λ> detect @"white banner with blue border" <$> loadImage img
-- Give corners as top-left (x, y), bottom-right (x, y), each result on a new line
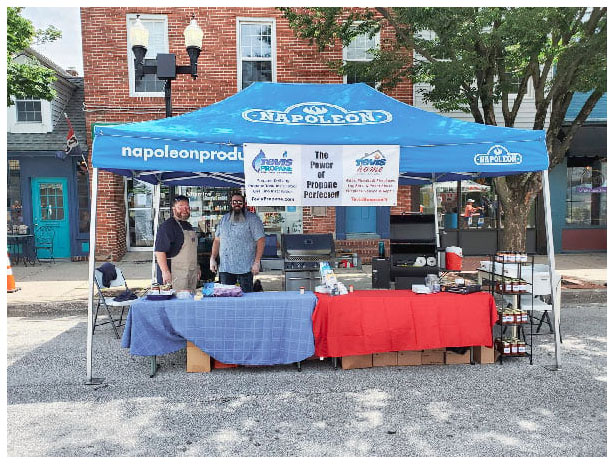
top-left (244, 143), bottom-right (400, 206)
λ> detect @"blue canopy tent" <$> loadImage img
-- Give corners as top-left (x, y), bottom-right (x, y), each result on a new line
top-left (86, 83), bottom-right (561, 382)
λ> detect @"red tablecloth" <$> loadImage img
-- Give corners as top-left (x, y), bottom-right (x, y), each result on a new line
top-left (312, 290), bottom-right (498, 357)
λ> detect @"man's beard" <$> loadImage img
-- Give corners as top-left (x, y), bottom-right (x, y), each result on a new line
top-left (231, 207), bottom-right (246, 223)
top-left (174, 210), bottom-right (190, 221)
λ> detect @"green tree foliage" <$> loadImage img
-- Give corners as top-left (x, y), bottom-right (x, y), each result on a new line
top-left (7, 7), bottom-right (61, 106)
top-left (282, 7), bottom-right (606, 250)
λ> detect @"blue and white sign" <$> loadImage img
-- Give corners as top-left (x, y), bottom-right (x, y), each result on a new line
top-left (474, 145), bottom-right (523, 166)
top-left (242, 102), bottom-right (392, 126)
top-left (244, 144), bottom-right (400, 206)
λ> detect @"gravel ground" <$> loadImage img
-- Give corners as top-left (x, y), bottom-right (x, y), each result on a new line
top-left (6, 293), bottom-right (606, 457)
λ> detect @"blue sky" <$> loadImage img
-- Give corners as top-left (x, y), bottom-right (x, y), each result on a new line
top-left (22, 7), bottom-right (84, 76)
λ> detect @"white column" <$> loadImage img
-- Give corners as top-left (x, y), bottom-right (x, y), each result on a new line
top-left (432, 177), bottom-right (440, 248)
top-left (151, 182), bottom-right (161, 283)
top-left (541, 169), bottom-right (562, 369)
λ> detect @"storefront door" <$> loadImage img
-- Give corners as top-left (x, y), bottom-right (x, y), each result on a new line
top-left (126, 179), bottom-right (155, 250)
top-left (31, 177), bottom-right (71, 258)
top-left (345, 206), bottom-right (377, 234)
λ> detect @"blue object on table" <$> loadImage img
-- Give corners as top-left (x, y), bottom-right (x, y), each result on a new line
top-left (444, 213), bottom-right (458, 229)
top-left (121, 291), bottom-right (317, 365)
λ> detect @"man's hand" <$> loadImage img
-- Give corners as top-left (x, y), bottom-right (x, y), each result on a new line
top-left (162, 269), bottom-right (172, 284)
top-left (210, 258), bottom-right (218, 273)
top-left (251, 261), bottom-right (260, 276)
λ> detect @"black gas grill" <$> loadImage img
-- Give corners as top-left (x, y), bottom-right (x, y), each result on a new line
top-left (281, 233), bottom-right (335, 291)
top-left (389, 214), bottom-right (439, 289)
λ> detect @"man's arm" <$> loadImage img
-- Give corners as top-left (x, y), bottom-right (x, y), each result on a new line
top-left (155, 251), bottom-right (172, 284)
top-left (210, 237), bottom-right (220, 273)
top-left (251, 236), bottom-right (266, 275)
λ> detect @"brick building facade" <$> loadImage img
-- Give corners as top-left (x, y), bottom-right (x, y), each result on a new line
top-left (81, 7), bottom-right (415, 262)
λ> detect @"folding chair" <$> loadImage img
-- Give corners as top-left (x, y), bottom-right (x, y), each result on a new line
top-left (93, 266), bottom-right (133, 339)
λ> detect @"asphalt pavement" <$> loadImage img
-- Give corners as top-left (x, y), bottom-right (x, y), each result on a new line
top-left (5, 252), bottom-right (608, 457)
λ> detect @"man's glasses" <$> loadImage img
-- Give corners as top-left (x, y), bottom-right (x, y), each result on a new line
top-left (231, 200), bottom-right (244, 205)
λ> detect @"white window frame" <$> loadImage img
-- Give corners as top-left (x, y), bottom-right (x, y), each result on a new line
top-left (125, 178), bottom-right (155, 251)
top-left (7, 97), bottom-right (52, 133)
top-left (236, 17), bottom-right (277, 92)
top-left (342, 27), bottom-right (380, 86)
top-left (126, 14), bottom-right (169, 98)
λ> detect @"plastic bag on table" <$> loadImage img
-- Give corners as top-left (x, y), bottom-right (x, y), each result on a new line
top-left (212, 283), bottom-right (243, 297)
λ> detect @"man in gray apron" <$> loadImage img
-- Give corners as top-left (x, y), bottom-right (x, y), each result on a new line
top-left (154, 195), bottom-right (200, 292)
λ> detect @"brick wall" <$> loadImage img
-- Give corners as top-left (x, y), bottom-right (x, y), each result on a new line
top-left (81, 7), bottom-right (413, 258)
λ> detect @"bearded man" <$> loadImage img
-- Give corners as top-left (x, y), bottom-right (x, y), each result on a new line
top-left (154, 195), bottom-right (200, 291)
top-left (210, 193), bottom-right (265, 292)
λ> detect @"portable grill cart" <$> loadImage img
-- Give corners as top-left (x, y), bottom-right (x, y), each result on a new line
top-left (388, 214), bottom-right (439, 289)
top-left (281, 233), bottom-right (335, 291)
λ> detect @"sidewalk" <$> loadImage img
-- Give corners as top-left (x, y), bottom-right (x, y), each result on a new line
top-left (7, 252), bottom-right (606, 307)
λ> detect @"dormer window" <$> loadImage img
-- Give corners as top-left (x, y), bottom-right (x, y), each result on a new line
top-left (16, 97), bottom-right (43, 122)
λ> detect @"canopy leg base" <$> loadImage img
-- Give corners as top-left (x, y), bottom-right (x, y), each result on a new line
top-left (84, 377), bottom-right (105, 385)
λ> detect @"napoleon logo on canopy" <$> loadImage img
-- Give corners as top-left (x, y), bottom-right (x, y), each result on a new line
top-left (252, 149), bottom-right (293, 173)
top-left (242, 102), bottom-right (392, 126)
top-left (474, 145), bottom-right (523, 166)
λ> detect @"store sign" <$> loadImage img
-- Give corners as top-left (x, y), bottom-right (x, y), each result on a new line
top-left (242, 102), bottom-right (392, 126)
top-left (474, 145), bottom-right (522, 166)
top-left (244, 144), bottom-right (400, 206)
top-left (576, 186), bottom-right (606, 193)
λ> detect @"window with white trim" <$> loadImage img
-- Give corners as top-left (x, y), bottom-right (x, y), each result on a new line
top-left (16, 97), bottom-right (42, 122)
top-left (126, 14), bottom-right (168, 96)
top-left (237, 18), bottom-right (276, 90)
top-left (343, 30), bottom-right (380, 87)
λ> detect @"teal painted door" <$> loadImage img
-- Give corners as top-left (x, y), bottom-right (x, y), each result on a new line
top-left (345, 207), bottom-right (377, 234)
top-left (31, 177), bottom-right (71, 258)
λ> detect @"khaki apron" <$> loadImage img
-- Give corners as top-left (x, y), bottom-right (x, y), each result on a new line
top-left (169, 220), bottom-right (198, 292)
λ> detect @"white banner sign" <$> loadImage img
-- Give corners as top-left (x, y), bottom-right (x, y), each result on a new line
top-left (244, 144), bottom-right (399, 206)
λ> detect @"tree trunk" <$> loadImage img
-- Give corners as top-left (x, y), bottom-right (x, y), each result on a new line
top-left (500, 200), bottom-right (531, 252)
top-left (494, 175), bottom-right (535, 253)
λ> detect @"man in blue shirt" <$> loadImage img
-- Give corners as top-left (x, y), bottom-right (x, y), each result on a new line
top-left (210, 193), bottom-right (265, 292)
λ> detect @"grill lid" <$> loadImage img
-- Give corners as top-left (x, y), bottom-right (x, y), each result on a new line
top-left (281, 233), bottom-right (335, 258)
top-left (390, 214), bottom-right (436, 242)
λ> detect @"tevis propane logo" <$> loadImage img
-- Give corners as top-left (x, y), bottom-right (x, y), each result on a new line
top-left (355, 150), bottom-right (386, 174)
top-left (474, 145), bottom-right (523, 166)
top-left (252, 149), bottom-right (293, 173)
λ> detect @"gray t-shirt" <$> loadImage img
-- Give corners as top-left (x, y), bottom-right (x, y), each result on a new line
top-left (215, 211), bottom-right (265, 274)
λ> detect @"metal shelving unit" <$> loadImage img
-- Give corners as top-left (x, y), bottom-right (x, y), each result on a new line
top-left (487, 252), bottom-right (535, 365)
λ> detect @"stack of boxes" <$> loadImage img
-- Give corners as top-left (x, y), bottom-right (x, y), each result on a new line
top-left (341, 346), bottom-right (495, 370)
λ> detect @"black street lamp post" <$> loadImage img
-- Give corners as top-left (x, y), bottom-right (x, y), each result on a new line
top-left (130, 14), bottom-right (203, 118)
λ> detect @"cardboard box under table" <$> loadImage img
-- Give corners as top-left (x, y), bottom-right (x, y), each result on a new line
top-left (312, 290), bottom-right (498, 360)
top-left (186, 341), bottom-right (211, 372)
top-left (121, 292), bottom-right (318, 374)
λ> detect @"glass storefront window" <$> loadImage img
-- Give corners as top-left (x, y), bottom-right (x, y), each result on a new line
top-left (255, 205), bottom-right (303, 245)
top-left (422, 179), bottom-right (499, 229)
top-left (76, 164), bottom-right (90, 234)
top-left (7, 160), bottom-right (22, 227)
top-left (175, 186), bottom-right (233, 235)
top-left (127, 179), bottom-right (155, 248)
top-left (566, 160), bottom-right (607, 226)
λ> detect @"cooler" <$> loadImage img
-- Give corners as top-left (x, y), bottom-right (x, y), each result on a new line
top-left (445, 246), bottom-right (463, 271)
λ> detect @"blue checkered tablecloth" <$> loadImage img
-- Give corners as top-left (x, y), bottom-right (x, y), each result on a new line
top-left (121, 291), bottom-right (317, 365)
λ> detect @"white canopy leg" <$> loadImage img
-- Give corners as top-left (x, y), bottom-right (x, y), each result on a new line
top-left (86, 167), bottom-right (104, 384)
top-left (541, 169), bottom-right (562, 370)
top-left (432, 177), bottom-right (441, 266)
top-left (151, 182), bottom-right (161, 284)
